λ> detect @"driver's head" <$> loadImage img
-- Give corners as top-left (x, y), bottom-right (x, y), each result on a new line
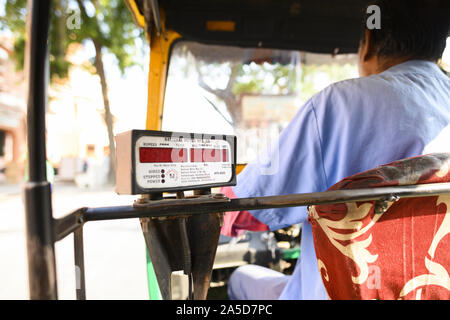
top-left (358, 0), bottom-right (449, 77)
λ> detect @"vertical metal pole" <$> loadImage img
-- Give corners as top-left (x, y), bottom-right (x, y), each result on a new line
top-left (24, 0), bottom-right (57, 300)
top-left (74, 228), bottom-right (86, 300)
top-left (178, 217), bottom-right (192, 300)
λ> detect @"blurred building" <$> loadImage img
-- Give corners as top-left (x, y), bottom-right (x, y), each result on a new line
top-left (0, 38), bottom-right (118, 186)
top-left (0, 36), bottom-right (26, 183)
top-left (46, 43), bottom-right (115, 185)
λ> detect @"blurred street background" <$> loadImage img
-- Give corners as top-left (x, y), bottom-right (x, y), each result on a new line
top-left (0, 0), bottom-right (150, 299)
top-left (0, 182), bottom-right (149, 299)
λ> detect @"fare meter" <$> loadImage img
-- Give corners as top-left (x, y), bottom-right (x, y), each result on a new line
top-left (115, 130), bottom-right (237, 194)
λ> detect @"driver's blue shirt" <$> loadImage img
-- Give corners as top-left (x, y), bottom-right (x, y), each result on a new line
top-left (232, 60), bottom-right (450, 300)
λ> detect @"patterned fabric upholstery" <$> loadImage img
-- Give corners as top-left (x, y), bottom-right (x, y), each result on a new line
top-left (309, 153), bottom-right (450, 300)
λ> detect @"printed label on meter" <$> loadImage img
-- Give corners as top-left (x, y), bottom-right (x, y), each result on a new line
top-left (135, 135), bottom-right (233, 189)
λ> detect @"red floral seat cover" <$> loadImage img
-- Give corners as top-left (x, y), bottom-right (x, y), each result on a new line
top-left (309, 153), bottom-right (450, 300)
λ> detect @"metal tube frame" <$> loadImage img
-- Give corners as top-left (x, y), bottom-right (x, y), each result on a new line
top-left (54, 182), bottom-right (450, 236)
top-left (24, 0), bottom-right (57, 300)
top-left (74, 228), bottom-right (86, 300)
top-left (49, 182), bottom-right (450, 299)
top-left (24, 0), bottom-right (450, 301)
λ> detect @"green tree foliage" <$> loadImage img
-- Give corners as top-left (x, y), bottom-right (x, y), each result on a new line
top-left (1, 0), bottom-right (145, 182)
top-left (195, 57), bottom-right (356, 125)
top-left (1, 0), bottom-right (27, 71)
top-left (70, 0), bottom-right (143, 73)
top-left (1, 0), bottom-right (71, 77)
top-left (1, 0), bottom-right (143, 77)
top-left (196, 60), bottom-right (301, 124)
top-left (232, 62), bottom-right (300, 96)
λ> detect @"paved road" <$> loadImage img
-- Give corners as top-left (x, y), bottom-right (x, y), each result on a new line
top-left (0, 182), bottom-right (149, 300)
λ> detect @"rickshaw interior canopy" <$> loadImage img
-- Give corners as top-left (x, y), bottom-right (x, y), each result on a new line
top-left (133, 0), bottom-right (374, 54)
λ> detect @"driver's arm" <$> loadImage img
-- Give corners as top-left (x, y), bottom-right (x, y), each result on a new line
top-left (220, 97), bottom-right (329, 236)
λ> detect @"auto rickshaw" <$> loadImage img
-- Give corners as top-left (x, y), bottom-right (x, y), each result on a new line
top-left (24, 0), bottom-right (450, 300)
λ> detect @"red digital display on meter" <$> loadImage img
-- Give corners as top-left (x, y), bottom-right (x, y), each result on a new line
top-left (139, 147), bottom-right (188, 163)
top-left (115, 130), bottom-right (236, 194)
top-left (190, 148), bottom-right (229, 162)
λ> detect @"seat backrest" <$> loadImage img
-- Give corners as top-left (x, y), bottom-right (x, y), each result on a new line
top-left (308, 153), bottom-right (450, 300)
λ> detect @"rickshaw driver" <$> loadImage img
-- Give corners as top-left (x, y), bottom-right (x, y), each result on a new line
top-left (222, 0), bottom-right (450, 300)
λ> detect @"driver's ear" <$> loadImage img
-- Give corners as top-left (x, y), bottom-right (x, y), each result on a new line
top-left (361, 29), bottom-right (376, 61)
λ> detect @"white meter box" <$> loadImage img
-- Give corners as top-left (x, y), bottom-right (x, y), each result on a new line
top-left (115, 130), bottom-right (237, 194)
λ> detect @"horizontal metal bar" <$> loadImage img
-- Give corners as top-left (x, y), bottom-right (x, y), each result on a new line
top-left (53, 208), bottom-right (86, 242)
top-left (53, 182), bottom-right (450, 241)
top-left (82, 182), bottom-right (450, 222)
